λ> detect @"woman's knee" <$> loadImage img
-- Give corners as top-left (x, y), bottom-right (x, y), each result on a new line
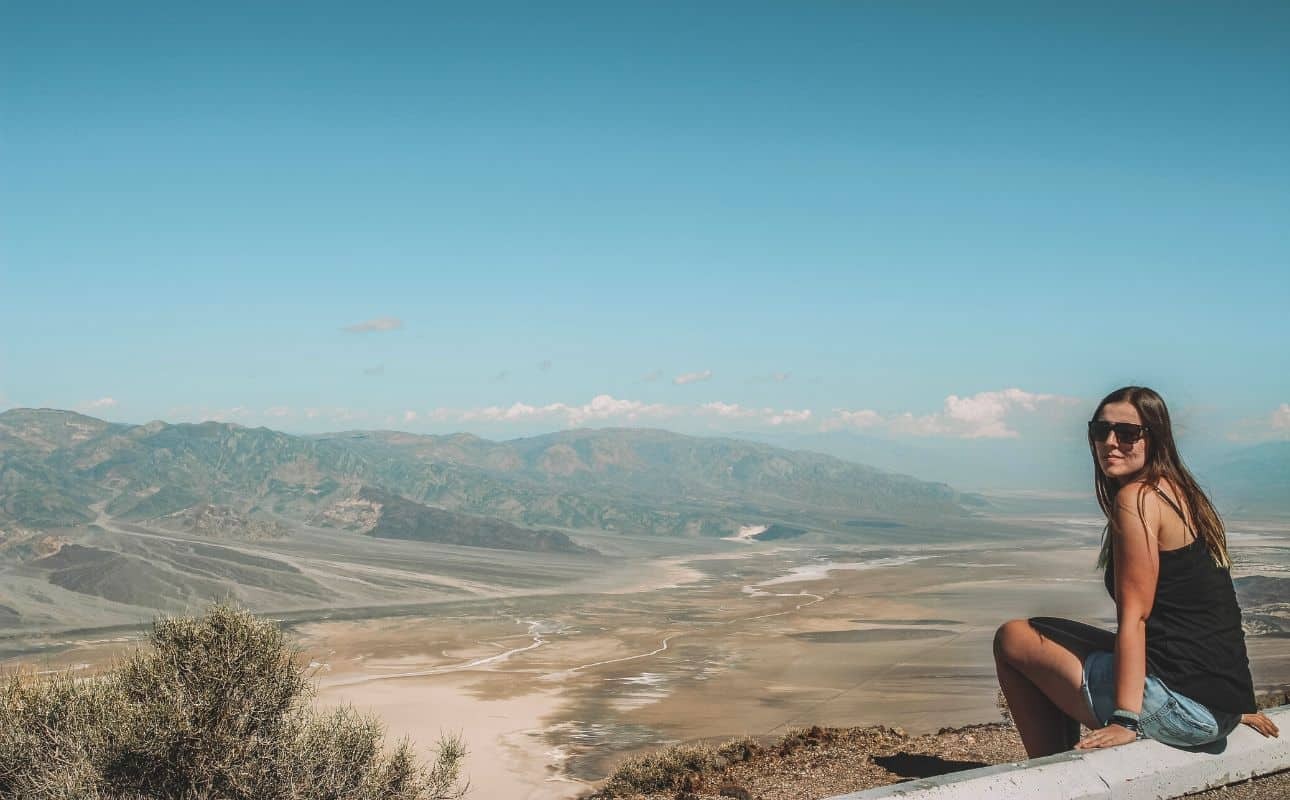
top-left (994, 618), bottom-right (1037, 663)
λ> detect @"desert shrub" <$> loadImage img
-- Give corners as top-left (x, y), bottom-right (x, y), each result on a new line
top-left (714, 735), bottom-right (760, 762)
top-left (598, 733), bottom-right (767, 798)
top-left (0, 604), bottom-right (465, 800)
top-left (0, 669), bottom-right (128, 799)
top-left (599, 742), bottom-right (718, 797)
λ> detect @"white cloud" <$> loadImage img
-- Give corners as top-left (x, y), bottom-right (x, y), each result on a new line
top-left (403, 410), bottom-right (418, 422)
top-left (454, 402), bottom-right (538, 423)
top-left (301, 407), bottom-right (368, 424)
top-left (886, 388), bottom-right (1072, 439)
top-left (750, 372), bottom-right (791, 383)
top-left (674, 369), bottom-right (713, 386)
top-left (697, 402), bottom-right (813, 426)
top-left (342, 316), bottom-right (403, 333)
top-left (446, 394), bottom-right (675, 427)
top-left (208, 407), bottom-right (250, 422)
top-left (1272, 403), bottom-right (1290, 431)
top-left (573, 395), bottom-right (672, 425)
top-left (941, 388), bottom-right (1059, 438)
top-left (1227, 403), bottom-right (1290, 442)
top-left (700, 401), bottom-right (760, 419)
top-left (821, 409), bottom-right (883, 431)
top-left (888, 412), bottom-right (947, 437)
top-left (82, 397), bottom-right (117, 410)
top-left (768, 409), bottom-right (812, 426)
top-left (432, 396), bottom-right (816, 430)
top-left (821, 388), bottom-right (1077, 439)
top-left (163, 405), bottom-right (254, 425)
top-left (264, 406), bottom-right (292, 418)
top-left (418, 388), bottom-right (1073, 438)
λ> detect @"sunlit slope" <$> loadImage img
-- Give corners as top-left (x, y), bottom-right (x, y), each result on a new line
top-left (1, 409), bottom-right (979, 538)
top-left (0, 408), bottom-right (990, 634)
top-left (331, 427), bottom-right (983, 533)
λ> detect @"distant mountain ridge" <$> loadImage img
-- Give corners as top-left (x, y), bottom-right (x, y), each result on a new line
top-left (332, 426), bottom-right (978, 520)
top-left (1204, 441), bottom-right (1290, 517)
top-left (0, 409), bottom-right (978, 546)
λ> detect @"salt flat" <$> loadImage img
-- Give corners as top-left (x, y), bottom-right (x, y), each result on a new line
top-left (296, 529), bottom-right (1290, 798)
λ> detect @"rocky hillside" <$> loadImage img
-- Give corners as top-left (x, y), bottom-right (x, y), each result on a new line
top-left (327, 426), bottom-right (982, 534)
top-left (0, 409), bottom-right (981, 543)
top-left (328, 487), bottom-right (592, 554)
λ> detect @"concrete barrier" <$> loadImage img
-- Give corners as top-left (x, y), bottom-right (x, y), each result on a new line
top-left (826, 705), bottom-right (1290, 800)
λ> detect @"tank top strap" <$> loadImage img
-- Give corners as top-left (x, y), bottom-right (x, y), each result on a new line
top-left (1152, 484), bottom-right (1196, 539)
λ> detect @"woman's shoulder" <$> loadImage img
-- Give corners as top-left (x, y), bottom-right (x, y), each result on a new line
top-left (1115, 478), bottom-right (1194, 519)
top-left (1113, 479), bottom-right (1199, 550)
top-left (1111, 479), bottom-right (1164, 509)
top-left (1109, 481), bottom-right (1171, 537)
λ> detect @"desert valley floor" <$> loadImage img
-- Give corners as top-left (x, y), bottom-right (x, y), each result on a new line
top-left (5, 513), bottom-right (1290, 800)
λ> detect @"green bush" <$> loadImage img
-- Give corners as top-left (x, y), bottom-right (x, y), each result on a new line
top-left (0, 604), bottom-right (466, 800)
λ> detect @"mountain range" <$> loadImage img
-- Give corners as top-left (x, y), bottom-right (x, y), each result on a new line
top-left (0, 408), bottom-right (979, 546)
top-left (0, 408), bottom-right (1284, 639)
top-left (1202, 441), bottom-right (1290, 517)
top-left (0, 408), bottom-right (996, 636)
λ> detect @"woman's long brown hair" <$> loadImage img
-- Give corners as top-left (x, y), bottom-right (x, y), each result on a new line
top-left (1091, 386), bottom-right (1231, 569)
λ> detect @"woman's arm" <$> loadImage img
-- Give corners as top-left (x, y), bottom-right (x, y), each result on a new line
top-left (1111, 484), bottom-right (1160, 715)
top-left (1077, 483), bottom-right (1160, 750)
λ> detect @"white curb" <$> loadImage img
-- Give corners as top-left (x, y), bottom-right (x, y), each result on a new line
top-left (826, 705), bottom-right (1290, 800)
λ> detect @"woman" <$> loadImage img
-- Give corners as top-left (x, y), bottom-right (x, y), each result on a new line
top-left (994, 386), bottom-right (1279, 756)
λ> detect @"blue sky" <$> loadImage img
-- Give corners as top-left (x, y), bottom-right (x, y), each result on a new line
top-left (2, 2), bottom-right (1287, 487)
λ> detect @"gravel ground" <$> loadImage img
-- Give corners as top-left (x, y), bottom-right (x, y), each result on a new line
top-left (1184, 770), bottom-right (1290, 800)
top-left (713, 724), bottom-right (1023, 800)
top-left (594, 722), bottom-right (1287, 800)
top-left (593, 723), bottom-right (1028, 799)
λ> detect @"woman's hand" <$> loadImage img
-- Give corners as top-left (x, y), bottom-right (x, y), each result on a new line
top-left (1241, 713), bottom-right (1280, 737)
top-left (1075, 724), bottom-right (1138, 750)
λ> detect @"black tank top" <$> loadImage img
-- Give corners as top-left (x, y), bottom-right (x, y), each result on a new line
top-left (1103, 487), bottom-right (1256, 715)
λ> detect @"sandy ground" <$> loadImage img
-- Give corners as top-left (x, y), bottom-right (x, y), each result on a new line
top-left (287, 542), bottom-right (1111, 798)
top-left (317, 672), bottom-right (580, 800)
top-left (293, 538), bottom-right (1290, 799)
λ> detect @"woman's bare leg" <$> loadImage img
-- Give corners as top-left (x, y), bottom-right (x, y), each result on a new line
top-left (994, 618), bottom-right (1105, 757)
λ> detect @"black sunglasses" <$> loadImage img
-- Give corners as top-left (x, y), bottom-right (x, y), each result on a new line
top-left (1088, 420), bottom-right (1149, 445)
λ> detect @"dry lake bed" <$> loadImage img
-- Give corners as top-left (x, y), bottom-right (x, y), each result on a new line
top-left (6, 515), bottom-right (1290, 800)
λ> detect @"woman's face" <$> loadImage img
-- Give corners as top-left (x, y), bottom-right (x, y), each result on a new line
top-left (1093, 401), bottom-right (1149, 483)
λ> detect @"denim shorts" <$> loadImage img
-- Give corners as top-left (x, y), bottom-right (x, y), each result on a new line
top-left (1081, 650), bottom-right (1239, 747)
